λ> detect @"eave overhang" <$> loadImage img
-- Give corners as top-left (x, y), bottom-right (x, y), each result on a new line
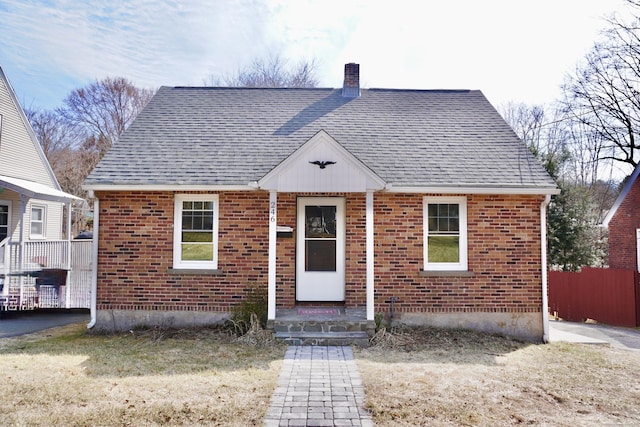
top-left (83, 183), bottom-right (559, 196)
top-left (0, 174), bottom-right (83, 203)
top-left (386, 184), bottom-right (561, 195)
top-left (83, 184), bottom-right (257, 192)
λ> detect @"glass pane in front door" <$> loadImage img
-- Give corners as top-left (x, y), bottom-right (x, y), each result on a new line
top-left (304, 206), bottom-right (337, 271)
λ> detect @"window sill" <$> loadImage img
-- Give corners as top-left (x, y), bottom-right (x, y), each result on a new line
top-left (419, 270), bottom-right (475, 277)
top-left (167, 268), bottom-right (223, 275)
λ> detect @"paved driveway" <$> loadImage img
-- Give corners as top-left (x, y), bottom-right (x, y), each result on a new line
top-left (549, 319), bottom-right (640, 351)
top-left (0, 310), bottom-right (89, 338)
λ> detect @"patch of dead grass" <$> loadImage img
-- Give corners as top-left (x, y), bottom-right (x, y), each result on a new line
top-left (356, 326), bottom-right (640, 426)
top-left (0, 322), bottom-right (286, 426)
top-left (5, 322), bottom-right (640, 426)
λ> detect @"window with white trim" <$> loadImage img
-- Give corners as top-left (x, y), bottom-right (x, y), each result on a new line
top-left (30, 205), bottom-right (45, 239)
top-left (173, 194), bottom-right (219, 269)
top-left (423, 196), bottom-right (468, 271)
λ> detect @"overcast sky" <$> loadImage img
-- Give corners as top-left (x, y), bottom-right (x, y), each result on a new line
top-left (0, 0), bottom-right (631, 110)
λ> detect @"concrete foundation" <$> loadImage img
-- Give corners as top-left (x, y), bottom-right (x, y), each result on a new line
top-left (397, 311), bottom-right (544, 342)
top-left (93, 309), bottom-right (229, 332)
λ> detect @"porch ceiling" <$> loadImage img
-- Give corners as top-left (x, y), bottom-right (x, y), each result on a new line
top-left (0, 175), bottom-right (82, 203)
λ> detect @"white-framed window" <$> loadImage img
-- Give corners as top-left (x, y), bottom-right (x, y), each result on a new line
top-left (30, 205), bottom-right (46, 239)
top-left (423, 196), bottom-right (468, 271)
top-left (173, 194), bottom-right (219, 269)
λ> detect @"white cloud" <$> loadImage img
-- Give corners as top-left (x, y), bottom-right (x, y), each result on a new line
top-left (1, 0), bottom-right (275, 105)
top-left (0, 0), bottom-right (631, 109)
top-left (323, 0), bottom-right (627, 106)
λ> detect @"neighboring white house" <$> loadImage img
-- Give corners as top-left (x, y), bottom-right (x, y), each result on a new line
top-left (0, 65), bottom-right (85, 310)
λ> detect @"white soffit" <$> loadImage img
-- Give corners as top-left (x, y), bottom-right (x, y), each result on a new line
top-left (0, 174), bottom-right (82, 203)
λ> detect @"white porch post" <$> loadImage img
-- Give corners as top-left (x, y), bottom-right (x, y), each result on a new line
top-left (366, 190), bottom-right (374, 321)
top-left (268, 191), bottom-right (277, 320)
top-left (18, 194), bottom-right (27, 307)
top-left (65, 202), bottom-right (72, 308)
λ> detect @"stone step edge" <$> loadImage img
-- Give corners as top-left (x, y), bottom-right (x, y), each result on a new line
top-left (275, 332), bottom-right (372, 347)
top-left (272, 326), bottom-right (372, 333)
top-left (275, 331), bottom-right (370, 339)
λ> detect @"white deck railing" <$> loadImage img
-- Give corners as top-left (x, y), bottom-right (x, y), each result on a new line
top-left (7, 240), bottom-right (71, 272)
top-left (1, 239), bottom-right (92, 310)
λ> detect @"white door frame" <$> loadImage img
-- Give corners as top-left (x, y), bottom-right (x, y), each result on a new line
top-left (296, 197), bottom-right (345, 301)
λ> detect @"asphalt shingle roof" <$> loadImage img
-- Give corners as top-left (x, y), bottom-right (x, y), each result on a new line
top-left (84, 86), bottom-right (557, 191)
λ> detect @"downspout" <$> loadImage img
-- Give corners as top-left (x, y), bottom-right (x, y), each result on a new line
top-left (87, 196), bottom-right (98, 329)
top-left (540, 194), bottom-right (551, 343)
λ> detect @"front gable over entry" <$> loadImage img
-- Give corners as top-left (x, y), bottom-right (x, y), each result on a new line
top-left (258, 130), bottom-right (386, 192)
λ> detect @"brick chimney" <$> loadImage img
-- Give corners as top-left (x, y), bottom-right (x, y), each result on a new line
top-left (342, 63), bottom-right (360, 98)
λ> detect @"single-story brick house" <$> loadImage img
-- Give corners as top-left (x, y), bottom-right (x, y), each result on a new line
top-left (603, 164), bottom-right (640, 271)
top-left (83, 63), bottom-right (558, 341)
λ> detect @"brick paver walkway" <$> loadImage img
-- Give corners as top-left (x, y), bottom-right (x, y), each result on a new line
top-left (264, 346), bottom-right (373, 427)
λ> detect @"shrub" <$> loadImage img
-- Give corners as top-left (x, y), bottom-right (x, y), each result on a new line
top-left (229, 285), bottom-right (268, 336)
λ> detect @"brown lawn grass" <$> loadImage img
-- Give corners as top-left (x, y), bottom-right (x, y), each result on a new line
top-left (0, 323), bottom-right (286, 426)
top-left (356, 326), bottom-right (640, 426)
top-left (3, 322), bottom-right (640, 426)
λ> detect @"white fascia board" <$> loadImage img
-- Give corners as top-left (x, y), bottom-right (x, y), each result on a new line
top-left (0, 174), bottom-right (83, 202)
top-left (83, 184), bottom-right (258, 192)
top-left (387, 185), bottom-right (561, 195)
top-left (83, 183), bottom-right (560, 196)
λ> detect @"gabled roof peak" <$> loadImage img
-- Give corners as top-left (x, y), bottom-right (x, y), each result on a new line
top-left (258, 130), bottom-right (386, 192)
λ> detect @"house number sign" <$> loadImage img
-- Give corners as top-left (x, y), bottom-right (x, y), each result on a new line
top-left (270, 198), bottom-right (277, 223)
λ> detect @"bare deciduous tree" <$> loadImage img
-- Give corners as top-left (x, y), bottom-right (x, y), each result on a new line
top-left (57, 77), bottom-right (156, 159)
top-left (205, 55), bottom-right (319, 88)
top-left (25, 108), bottom-right (72, 158)
top-left (499, 102), bottom-right (571, 180)
top-left (26, 78), bottom-right (155, 200)
top-left (499, 102), bottom-right (545, 152)
top-left (561, 0), bottom-right (640, 171)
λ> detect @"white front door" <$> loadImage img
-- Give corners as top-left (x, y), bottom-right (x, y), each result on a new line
top-left (296, 197), bottom-right (345, 301)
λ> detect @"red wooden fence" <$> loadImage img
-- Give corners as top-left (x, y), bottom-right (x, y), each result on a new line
top-left (548, 267), bottom-right (640, 328)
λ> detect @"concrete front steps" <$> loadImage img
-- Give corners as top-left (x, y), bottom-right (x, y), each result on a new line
top-left (270, 307), bottom-right (375, 346)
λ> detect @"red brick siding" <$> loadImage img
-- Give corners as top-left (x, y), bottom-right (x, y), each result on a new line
top-left (345, 194), bottom-right (367, 307)
top-left (96, 191), bottom-right (270, 312)
top-left (275, 193), bottom-right (296, 308)
top-left (608, 179), bottom-right (640, 270)
top-left (95, 191), bottom-right (544, 314)
top-left (374, 194), bottom-right (543, 313)
top-left (374, 193), bottom-right (423, 309)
